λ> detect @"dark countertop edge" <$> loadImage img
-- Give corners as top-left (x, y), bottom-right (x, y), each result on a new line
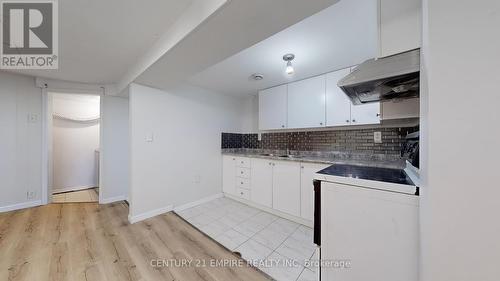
top-left (221, 151), bottom-right (405, 170)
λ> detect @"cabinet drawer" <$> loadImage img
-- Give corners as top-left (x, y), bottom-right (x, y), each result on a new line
top-left (236, 167), bottom-right (251, 179)
top-left (236, 188), bottom-right (251, 200)
top-left (236, 157), bottom-right (251, 168)
top-left (236, 177), bottom-right (250, 190)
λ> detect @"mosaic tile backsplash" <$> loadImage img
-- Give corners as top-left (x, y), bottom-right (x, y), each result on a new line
top-left (222, 127), bottom-right (418, 155)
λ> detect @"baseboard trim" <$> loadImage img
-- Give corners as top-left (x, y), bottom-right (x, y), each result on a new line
top-left (0, 200), bottom-right (43, 213)
top-left (52, 185), bottom-right (97, 194)
top-left (174, 193), bottom-right (224, 212)
top-left (224, 193), bottom-right (313, 228)
top-left (100, 195), bottom-right (127, 204)
top-left (128, 205), bottom-right (174, 224)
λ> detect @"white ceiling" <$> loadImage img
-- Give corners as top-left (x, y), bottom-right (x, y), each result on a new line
top-left (134, 0), bottom-right (339, 92)
top-left (187, 0), bottom-right (378, 96)
top-left (7, 0), bottom-right (193, 84)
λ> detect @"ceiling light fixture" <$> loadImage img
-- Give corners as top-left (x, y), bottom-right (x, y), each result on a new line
top-left (283, 53), bottom-right (295, 75)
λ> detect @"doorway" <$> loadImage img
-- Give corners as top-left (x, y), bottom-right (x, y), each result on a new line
top-left (49, 92), bottom-right (100, 203)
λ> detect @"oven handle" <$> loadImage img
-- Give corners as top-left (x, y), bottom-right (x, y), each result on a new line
top-left (313, 179), bottom-right (321, 246)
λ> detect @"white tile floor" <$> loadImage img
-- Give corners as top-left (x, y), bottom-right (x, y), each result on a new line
top-left (176, 197), bottom-right (318, 281)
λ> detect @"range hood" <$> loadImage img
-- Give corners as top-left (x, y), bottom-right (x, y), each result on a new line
top-left (338, 49), bottom-right (420, 105)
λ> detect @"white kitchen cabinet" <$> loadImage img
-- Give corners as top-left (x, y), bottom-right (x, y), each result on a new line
top-left (321, 181), bottom-right (419, 281)
top-left (326, 68), bottom-right (352, 126)
top-left (287, 75), bottom-right (326, 129)
top-left (327, 67), bottom-right (380, 126)
top-left (250, 158), bottom-right (273, 208)
top-left (258, 85), bottom-right (288, 130)
top-left (222, 155), bottom-right (236, 195)
top-left (381, 98), bottom-right (419, 120)
top-left (300, 163), bottom-right (330, 221)
top-left (272, 160), bottom-right (301, 217)
top-left (350, 102), bottom-right (380, 125)
top-left (379, 0), bottom-right (421, 58)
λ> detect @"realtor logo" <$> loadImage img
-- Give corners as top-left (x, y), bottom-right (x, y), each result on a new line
top-left (1, 0), bottom-right (58, 69)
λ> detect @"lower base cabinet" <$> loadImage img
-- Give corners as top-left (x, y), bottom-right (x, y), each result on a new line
top-left (272, 161), bottom-right (301, 217)
top-left (300, 163), bottom-right (330, 220)
top-left (250, 158), bottom-right (273, 207)
top-left (223, 155), bottom-right (330, 222)
top-left (222, 155), bottom-right (236, 195)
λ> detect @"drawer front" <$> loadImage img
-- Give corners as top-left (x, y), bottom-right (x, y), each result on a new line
top-left (236, 177), bottom-right (250, 190)
top-left (236, 157), bottom-right (251, 168)
top-left (236, 188), bottom-right (251, 200)
top-left (236, 167), bottom-right (251, 179)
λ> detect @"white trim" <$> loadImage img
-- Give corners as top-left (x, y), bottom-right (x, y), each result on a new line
top-left (224, 193), bottom-right (313, 228)
top-left (0, 200), bottom-right (42, 213)
top-left (41, 84), bottom-right (105, 207)
top-left (52, 185), bottom-right (96, 194)
top-left (41, 87), bottom-right (49, 205)
top-left (128, 205), bottom-right (174, 224)
top-left (174, 193), bottom-right (224, 212)
top-left (100, 195), bottom-right (128, 204)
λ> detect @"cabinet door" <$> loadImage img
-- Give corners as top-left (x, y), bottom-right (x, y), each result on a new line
top-left (222, 155), bottom-right (236, 195)
top-left (287, 75), bottom-right (326, 129)
top-left (250, 158), bottom-right (273, 208)
top-left (326, 68), bottom-right (352, 126)
top-left (381, 98), bottom-right (419, 120)
top-left (379, 0), bottom-right (421, 57)
top-left (300, 163), bottom-right (330, 221)
top-left (259, 85), bottom-right (288, 130)
top-left (272, 160), bottom-right (301, 217)
top-left (350, 102), bottom-right (381, 125)
top-left (321, 181), bottom-right (419, 281)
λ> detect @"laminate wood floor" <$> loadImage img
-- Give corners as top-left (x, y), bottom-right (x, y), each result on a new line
top-left (0, 202), bottom-right (270, 281)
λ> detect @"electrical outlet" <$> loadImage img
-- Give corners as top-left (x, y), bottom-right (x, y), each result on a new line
top-left (28, 113), bottom-right (38, 123)
top-left (374, 131), bottom-right (382, 143)
top-left (145, 132), bottom-right (154, 142)
top-left (27, 190), bottom-right (36, 200)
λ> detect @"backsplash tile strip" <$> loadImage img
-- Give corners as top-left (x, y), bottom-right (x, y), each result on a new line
top-left (222, 126), bottom-right (418, 155)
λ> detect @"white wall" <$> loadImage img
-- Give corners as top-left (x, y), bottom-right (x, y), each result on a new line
top-left (100, 92), bottom-right (130, 203)
top-left (51, 93), bottom-right (100, 193)
top-left (420, 1), bottom-right (500, 280)
top-left (0, 72), bottom-right (42, 211)
top-left (129, 83), bottom-right (250, 221)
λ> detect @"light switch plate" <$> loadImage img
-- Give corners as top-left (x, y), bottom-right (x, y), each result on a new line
top-left (374, 131), bottom-right (382, 143)
top-left (28, 114), bottom-right (38, 123)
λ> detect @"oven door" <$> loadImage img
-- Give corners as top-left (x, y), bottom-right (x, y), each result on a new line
top-left (313, 179), bottom-right (321, 246)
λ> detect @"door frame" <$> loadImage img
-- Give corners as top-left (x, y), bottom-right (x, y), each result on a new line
top-left (41, 85), bottom-right (105, 205)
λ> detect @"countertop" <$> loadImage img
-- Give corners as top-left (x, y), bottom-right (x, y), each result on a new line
top-left (222, 149), bottom-right (405, 169)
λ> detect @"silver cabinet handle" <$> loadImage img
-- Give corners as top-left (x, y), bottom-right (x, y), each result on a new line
top-left (376, 113), bottom-right (380, 117)
top-left (240, 192), bottom-right (244, 195)
top-left (346, 120), bottom-right (350, 123)
top-left (352, 119), bottom-right (356, 122)
top-left (320, 122), bottom-right (323, 125)
top-left (240, 171), bottom-right (244, 174)
top-left (281, 125), bottom-right (285, 128)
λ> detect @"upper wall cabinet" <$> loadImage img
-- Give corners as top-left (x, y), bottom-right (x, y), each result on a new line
top-left (287, 75), bottom-right (326, 129)
top-left (327, 67), bottom-right (380, 126)
top-left (350, 103), bottom-right (381, 125)
top-left (326, 68), bottom-right (352, 126)
top-left (381, 98), bottom-right (419, 120)
top-left (259, 84), bottom-right (288, 130)
top-left (379, 0), bottom-right (421, 58)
